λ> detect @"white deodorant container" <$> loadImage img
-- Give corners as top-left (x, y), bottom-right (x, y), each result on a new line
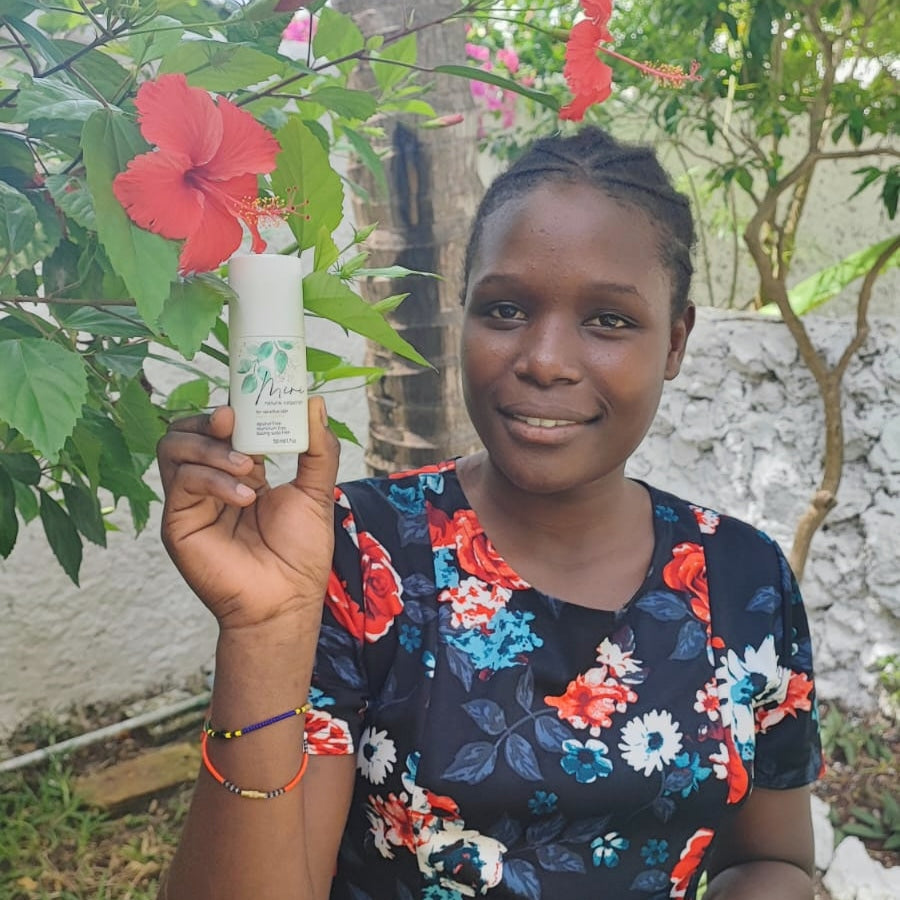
top-left (228, 254), bottom-right (308, 454)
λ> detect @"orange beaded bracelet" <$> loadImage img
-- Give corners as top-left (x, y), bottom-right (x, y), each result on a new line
top-left (200, 730), bottom-right (309, 799)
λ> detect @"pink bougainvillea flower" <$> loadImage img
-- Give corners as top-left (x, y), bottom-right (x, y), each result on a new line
top-left (465, 42), bottom-right (491, 62)
top-left (283, 11), bottom-right (317, 43)
top-left (496, 47), bottom-right (520, 74)
top-left (113, 73), bottom-right (282, 274)
top-left (559, 18), bottom-right (614, 121)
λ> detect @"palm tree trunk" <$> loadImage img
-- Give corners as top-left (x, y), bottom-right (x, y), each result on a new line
top-left (333, 0), bottom-right (483, 475)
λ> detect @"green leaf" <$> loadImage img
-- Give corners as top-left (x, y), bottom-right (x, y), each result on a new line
top-left (307, 347), bottom-right (342, 372)
top-left (371, 293), bottom-right (409, 314)
top-left (312, 6), bottom-right (364, 74)
top-left (355, 265), bottom-right (437, 279)
top-left (116, 377), bottom-right (166, 457)
top-left (0, 466), bottom-right (18, 558)
top-left (45, 174), bottom-right (96, 231)
top-left (13, 480), bottom-right (38, 524)
top-left (166, 378), bottom-right (210, 413)
top-left (54, 305), bottom-right (153, 339)
top-left (271, 117), bottom-right (344, 252)
top-left (305, 86), bottom-right (377, 120)
top-left (318, 364), bottom-right (382, 384)
top-left (61, 478), bottom-right (106, 547)
top-left (302, 271), bottom-right (429, 368)
top-left (340, 125), bottom-right (387, 195)
top-left (434, 64), bottom-right (560, 111)
top-left (14, 74), bottom-right (104, 126)
top-left (327, 414), bottom-right (361, 446)
top-left (68, 418), bottom-right (104, 492)
top-left (372, 33), bottom-right (416, 91)
top-left (314, 226), bottom-right (340, 271)
top-left (0, 132), bottom-right (35, 189)
top-left (39, 489), bottom-right (82, 585)
top-left (759, 237), bottom-right (900, 316)
top-left (0, 181), bottom-right (37, 255)
top-left (158, 274), bottom-right (230, 359)
top-left (0, 339), bottom-right (88, 461)
top-left (160, 41), bottom-right (286, 91)
top-left (0, 451), bottom-right (41, 485)
top-left (129, 15), bottom-right (185, 63)
top-left (82, 108), bottom-right (179, 326)
top-left (94, 341), bottom-right (149, 378)
top-left (11, 189), bottom-right (62, 271)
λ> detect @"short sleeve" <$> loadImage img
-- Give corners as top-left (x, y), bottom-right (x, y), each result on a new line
top-left (751, 541), bottom-right (824, 789)
top-left (307, 487), bottom-right (368, 756)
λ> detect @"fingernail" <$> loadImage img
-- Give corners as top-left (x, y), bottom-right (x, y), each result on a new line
top-left (319, 399), bottom-right (329, 427)
top-left (229, 451), bottom-right (250, 467)
top-left (235, 484), bottom-right (255, 500)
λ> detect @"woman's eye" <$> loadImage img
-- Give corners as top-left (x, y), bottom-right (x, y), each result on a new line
top-left (588, 313), bottom-right (631, 329)
top-left (488, 303), bottom-right (525, 321)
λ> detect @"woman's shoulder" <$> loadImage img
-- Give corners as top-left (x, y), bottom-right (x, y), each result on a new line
top-left (647, 483), bottom-right (786, 566)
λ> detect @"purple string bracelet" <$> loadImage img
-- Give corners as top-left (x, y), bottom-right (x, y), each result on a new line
top-left (203, 703), bottom-right (310, 740)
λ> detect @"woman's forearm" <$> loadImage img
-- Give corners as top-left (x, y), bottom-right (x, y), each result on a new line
top-left (704, 860), bottom-right (814, 899)
top-left (160, 614), bottom-right (331, 900)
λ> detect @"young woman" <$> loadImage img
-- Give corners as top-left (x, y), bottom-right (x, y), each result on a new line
top-left (157, 127), bottom-right (822, 900)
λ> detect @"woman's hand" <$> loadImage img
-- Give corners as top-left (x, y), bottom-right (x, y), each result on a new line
top-left (156, 397), bottom-right (340, 632)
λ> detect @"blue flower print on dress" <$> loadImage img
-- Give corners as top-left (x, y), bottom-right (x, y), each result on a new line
top-left (443, 606), bottom-right (543, 676)
top-left (654, 504), bottom-right (679, 523)
top-left (591, 831), bottom-right (629, 868)
top-left (434, 547), bottom-right (460, 589)
top-left (307, 685), bottom-right (335, 708)
top-left (388, 483), bottom-right (424, 516)
top-left (528, 790), bottom-right (558, 816)
top-left (665, 752), bottom-right (712, 798)
top-left (399, 622), bottom-right (422, 653)
top-left (640, 838), bottom-right (669, 866)
top-left (559, 738), bottom-right (613, 783)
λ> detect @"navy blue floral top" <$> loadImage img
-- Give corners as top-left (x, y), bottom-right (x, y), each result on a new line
top-left (307, 462), bottom-right (822, 900)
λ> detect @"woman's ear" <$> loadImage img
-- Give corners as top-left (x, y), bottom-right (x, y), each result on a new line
top-left (664, 303), bottom-right (696, 380)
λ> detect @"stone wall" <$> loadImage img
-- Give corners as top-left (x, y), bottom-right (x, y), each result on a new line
top-left (628, 307), bottom-right (899, 701)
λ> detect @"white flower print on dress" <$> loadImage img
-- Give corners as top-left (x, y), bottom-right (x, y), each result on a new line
top-left (358, 726), bottom-right (398, 785)
top-left (715, 635), bottom-right (785, 753)
top-left (618, 710), bottom-right (683, 776)
top-left (595, 637), bottom-right (643, 678)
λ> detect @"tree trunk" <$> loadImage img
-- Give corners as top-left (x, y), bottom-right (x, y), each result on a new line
top-left (333, 0), bottom-right (483, 475)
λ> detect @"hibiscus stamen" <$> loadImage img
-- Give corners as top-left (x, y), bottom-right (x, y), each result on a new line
top-left (599, 49), bottom-right (703, 88)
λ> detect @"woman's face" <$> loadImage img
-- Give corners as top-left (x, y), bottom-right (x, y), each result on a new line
top-left (461, 181), bottom-right (693, 497)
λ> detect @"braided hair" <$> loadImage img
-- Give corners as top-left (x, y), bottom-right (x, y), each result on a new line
top-left (462, 127), bottom-right (696, 316)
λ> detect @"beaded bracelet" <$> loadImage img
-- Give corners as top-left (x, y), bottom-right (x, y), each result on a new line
top-left (200, 730), bottom-right (309, 799)
top-left (203, 703), bottom-right (310, 740)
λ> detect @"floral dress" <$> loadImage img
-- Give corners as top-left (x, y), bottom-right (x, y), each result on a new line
top-left (307, 461), bottom-right (822, 900)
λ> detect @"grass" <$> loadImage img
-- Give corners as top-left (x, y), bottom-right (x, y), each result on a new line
top-left (0, 756), bottom-right (188, 900)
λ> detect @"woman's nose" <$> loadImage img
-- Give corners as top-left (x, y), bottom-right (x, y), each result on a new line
top-left (512, 320), bottom-right (582, 385)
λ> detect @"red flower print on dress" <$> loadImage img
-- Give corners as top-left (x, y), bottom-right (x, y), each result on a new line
top-left (709, 732), bottom-right (750, 804)
top-left (663, 542), bottom-right (710, 623)
top-left (325, 569), bottom-right (365, 642)
top-left (693, 678), bottom-right (721, 721)
top-left (755, 670), bottom-right (814, 733)
top-left (305, 708), bottom-right (354, 754)
top-left (690, 504), bottom-right (721, 535)
top-left (438, 577), bottom-right (511, 630)
top-left (112, 74), bottom-right (281, 274)
top-left (544, 667), bottom-right (639, 736)
top-left (358, 530), bottom-right (404, 642)
top-left (428, 506), bottom-right (529, 591)
top-left (389, 460), bottom-right (456, 481)
top-left (669, 827), bottom-right (715, 898)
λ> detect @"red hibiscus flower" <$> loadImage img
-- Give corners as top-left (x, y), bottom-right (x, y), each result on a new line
top-left (358, 531), bottom-right (404, 642)
top-left (663, 542), bottom-right (709, 618)
top-left (755, 670), bottom-right (814, 733)
top-left (544, 667), bottom-right (637, 735)
top-left (305, 708), bottom-right (354, 755)
top-left (559, 18), bottom-right (613, 121)
top-left (113, 73), bottom-right (281, 274)
top-left (670, 827), bottom-right (715, 898)
top-left (325, 570), bottom-right (365, 642)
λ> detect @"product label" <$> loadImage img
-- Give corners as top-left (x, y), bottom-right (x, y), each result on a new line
top-left (232, 336), bottom-right (307, 448)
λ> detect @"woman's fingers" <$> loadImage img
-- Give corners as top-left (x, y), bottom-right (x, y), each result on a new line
top-left (291, 397), bottom-right (341, 508)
